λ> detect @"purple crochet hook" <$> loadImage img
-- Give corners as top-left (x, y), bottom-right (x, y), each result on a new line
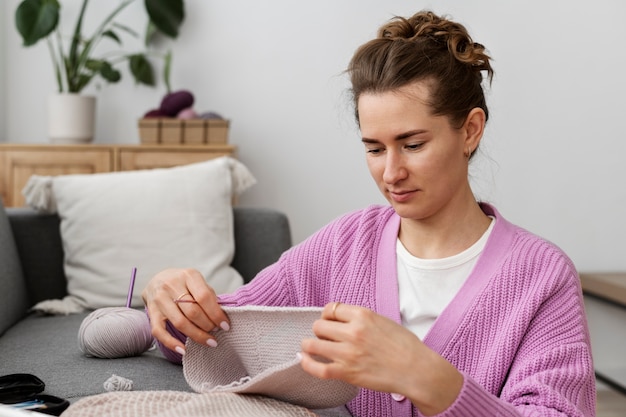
top-left (126, 267), bottom-right (137, 308)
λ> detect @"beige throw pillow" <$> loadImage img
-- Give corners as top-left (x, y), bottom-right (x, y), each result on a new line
top-left (22, 157), bottom-right (255, 313)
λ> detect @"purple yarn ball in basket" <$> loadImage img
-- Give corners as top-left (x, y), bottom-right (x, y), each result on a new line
top-left (143, 108), bottom-right (168, 118)
top-left (160, 90), bottom-right (195, 117)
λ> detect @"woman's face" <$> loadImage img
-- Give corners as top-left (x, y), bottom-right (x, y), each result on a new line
top-left (358, 82), bottom-right (475, 221)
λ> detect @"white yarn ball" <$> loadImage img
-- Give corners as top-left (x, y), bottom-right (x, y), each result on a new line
top-left (78, 307), bottom-right (154, 359)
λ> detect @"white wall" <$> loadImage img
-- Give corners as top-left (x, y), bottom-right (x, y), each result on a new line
top-left (2, 0), bottom-right (626, 272)
top-left (0, 2), bottom-right (6, 142)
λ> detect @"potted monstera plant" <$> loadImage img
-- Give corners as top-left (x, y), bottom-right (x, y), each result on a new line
top-left (15, 0), bottom-right (185, 143)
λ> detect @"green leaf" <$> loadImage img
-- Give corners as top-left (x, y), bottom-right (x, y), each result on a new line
top-left (144, 20), bottom-right (157, 46)
top-left (15, 0), bottom-right (60, 46)
top-left (145, 0), bottom-right (184, 38)
top-left (70, 73), bottom-right (93, 93)
top-left (129, 54), bottom-right (155, 86)
top-left (68, 0), bottom-right (89, 74)
top-left (112, 22), bottom-right (139, 38)
top-left (73, 0), bottom-right (132, 88)
top-left (102, 30), bottom-right (122, 45)
top-left (163, 50), bottom-right (172, 93)
top-left (100, 61), bottom-right (121, 83)
top-left (84, 58), bottom-right (102, 71)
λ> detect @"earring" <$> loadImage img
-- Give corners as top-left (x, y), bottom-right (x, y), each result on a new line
top-left (464, 148), bottom-right (472, 158)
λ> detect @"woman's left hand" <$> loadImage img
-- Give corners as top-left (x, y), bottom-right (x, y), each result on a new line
top-left (299, 302), bottom-right (463, 416)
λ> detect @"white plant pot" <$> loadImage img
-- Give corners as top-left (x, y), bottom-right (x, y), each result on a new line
top-left (48, 93), bottom-right (96, 143)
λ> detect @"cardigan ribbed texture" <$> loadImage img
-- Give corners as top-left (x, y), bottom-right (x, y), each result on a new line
top-left (167, 203), bottom-right (595, 417)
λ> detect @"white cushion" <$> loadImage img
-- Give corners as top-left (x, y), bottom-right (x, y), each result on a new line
top-left (22, 157), bottom-right (255, 312)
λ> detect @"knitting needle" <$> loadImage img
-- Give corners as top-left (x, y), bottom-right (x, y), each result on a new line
top-left (126, 267), bottom-right (137, 308)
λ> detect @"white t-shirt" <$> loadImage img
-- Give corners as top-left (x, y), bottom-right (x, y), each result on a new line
top-left (396, 218), bottom-right (495, 340)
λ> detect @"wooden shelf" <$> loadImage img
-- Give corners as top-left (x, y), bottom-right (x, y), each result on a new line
top-left (580, 272), bottom-right (626, 306)
top-left (0, 143), bottom-right (236, 207)
top-left (581, 273), bottom-right (626, 394)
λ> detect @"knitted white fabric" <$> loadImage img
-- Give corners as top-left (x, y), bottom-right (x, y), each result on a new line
top-left (60, 391), bottom-right (318, 417)
top-left (183, 306), bottom-right (359, 409)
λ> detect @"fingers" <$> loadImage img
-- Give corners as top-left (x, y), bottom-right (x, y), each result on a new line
top-left (316, 302), bottom-right (363, 342)
top-left (142, 268), bottom-right (231, 353)
top-left (148, 309), bottom-right (189, 355)
top-left (298, 350), bottom-right (343, 380)
top-left (299, 302), bottom-right (356, 381)
top-left (321, 301), bottom-right (363, 325)
top-left (323, 301), bottom-right (345, 322)
top-left (185, 271), bottom-right (231, 332)
top-left (166, 300), bottom-right (219, 349)
top-left (300, 329), bottom-right (363, 383)
top-left (301, 303), bottom-right (393, 385)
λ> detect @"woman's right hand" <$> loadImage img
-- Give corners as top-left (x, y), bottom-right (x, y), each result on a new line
top-left (141, 268), bottom-right (231, 356)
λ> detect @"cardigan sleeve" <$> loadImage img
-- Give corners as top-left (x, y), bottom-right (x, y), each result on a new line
top-left (218, 214), bottom-right (341, 307)
top-left (218, 254), bottom-right (297, 307)
top-left (435, 346), bottom-right (594, 417)
top-left (430, 257), bottom-right (595, 417)
top-left (219, 206), bottom-right (392, 309)
top-left (219, 209), bottom-right (363, 307)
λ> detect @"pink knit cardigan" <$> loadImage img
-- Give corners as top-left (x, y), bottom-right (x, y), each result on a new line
top-left (171, 203), bottom-right (595, 416)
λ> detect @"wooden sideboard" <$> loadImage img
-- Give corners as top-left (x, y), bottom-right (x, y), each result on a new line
top-left (0, 143), bottom-right (236, 207)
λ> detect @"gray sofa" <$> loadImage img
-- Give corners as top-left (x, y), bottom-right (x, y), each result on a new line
top-left (0, 203), bottom-right (292, 403)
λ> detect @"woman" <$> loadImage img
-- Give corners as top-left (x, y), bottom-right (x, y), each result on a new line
top-left (142, 10), bottom-right (595, 417)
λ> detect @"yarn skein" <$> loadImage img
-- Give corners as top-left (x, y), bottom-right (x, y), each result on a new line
top-left (78, 267), bottom-right (154, 358)
top-left (78, 307), bottom-right (154, 359)
top-left (104, 374), bottom-right (134, 392)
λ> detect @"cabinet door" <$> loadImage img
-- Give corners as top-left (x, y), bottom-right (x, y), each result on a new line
top-left (1, 149), bottom-right (112, 207)
top-left (117, 145), bottom-right (236, 171)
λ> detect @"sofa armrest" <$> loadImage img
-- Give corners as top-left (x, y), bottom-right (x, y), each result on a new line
top-left (6, 207), bottom-right (67, 306)
top-left (0, 204), bottom-right (30, 335)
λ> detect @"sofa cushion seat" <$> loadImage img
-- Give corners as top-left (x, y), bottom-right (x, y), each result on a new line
top-left (0, 312), bottom-right (191, 402)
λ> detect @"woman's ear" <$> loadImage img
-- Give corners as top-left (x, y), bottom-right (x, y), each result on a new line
top-left (463, 108), bottom-right (486, 152)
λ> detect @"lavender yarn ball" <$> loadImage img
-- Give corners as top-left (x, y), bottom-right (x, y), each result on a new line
top-left (199, 111), bottom-right (224, 120)
top-left (78, 307), bottom-right (154, 359)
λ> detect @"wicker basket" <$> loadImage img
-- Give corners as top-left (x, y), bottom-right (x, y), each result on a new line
top-left (138, 118), bottom-right (229, 145)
